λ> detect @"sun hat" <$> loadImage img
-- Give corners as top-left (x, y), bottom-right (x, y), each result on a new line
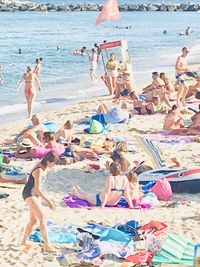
top-left (20, 138), bottom-right (32, 148)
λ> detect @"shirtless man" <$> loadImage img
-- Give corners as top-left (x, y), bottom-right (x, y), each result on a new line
top-left (186, 75), bottom-right (200, 100)
top-left (142, 72), bottom-right (171, 107)
top-left (114, 73), bottom-right (135, 99)
top-left (175, 47), bottom-right (190, 107)
top-left (163, 105), bottom-right (184, 130)
top-left (17, 66), bottom-right (42, 118)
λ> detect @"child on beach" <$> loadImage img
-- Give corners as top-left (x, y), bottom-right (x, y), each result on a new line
top-left (21, 152), bottom-right (58, 252)
top-left (126, 171), bottom-right (143, 203)
top-left (54, 120), bottom-right (74, 143)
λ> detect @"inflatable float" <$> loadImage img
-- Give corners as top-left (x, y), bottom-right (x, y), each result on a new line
top-left (138, 168), bottom-right (200, 193)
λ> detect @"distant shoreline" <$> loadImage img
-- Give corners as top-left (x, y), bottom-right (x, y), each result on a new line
top-left (1, 2), bottom-right (200, 12)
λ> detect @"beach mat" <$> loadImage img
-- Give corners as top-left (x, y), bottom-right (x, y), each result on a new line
top-left (135, 136), bottom-right (166, 169)
top-left (63, 196), bottom-right (152, 210)
top-left (152, 233), bottom-right (194, 265)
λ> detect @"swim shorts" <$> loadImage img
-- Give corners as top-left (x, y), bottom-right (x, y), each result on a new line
top-left (175, 73), bottom-right (185, 85)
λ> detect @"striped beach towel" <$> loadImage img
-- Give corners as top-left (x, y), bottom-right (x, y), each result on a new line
top-left (135, 136), bottom-right (166, 169)
top-left (152, 233), bottom-right (194, 266)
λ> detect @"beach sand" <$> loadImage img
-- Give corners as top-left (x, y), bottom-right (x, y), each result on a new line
top-left (0, 94), bottom-right (200, 266)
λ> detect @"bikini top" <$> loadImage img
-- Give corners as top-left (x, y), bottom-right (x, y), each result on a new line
top-left (111, 176), bottom-right (126, 193)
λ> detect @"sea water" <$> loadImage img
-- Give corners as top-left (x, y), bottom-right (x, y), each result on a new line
top-left (0, 10), bottom-right (200, 123)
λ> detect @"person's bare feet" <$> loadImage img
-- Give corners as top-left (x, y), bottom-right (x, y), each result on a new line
top-left (43, 244), bottom-right (58, 253)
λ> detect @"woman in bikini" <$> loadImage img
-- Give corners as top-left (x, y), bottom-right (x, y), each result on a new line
top-left (72, 162), bottom-right (134, 208)
top-left (17, 66), bottom-right (42, 118)
top-left (21, 152), bottom-right (58, 252)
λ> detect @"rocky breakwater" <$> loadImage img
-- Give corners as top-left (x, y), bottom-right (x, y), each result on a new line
top-left (0, 1), bottom-right (200, 12)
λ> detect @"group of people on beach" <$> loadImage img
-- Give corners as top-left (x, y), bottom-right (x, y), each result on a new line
top-left (2, 43), bottom-right (200, 252)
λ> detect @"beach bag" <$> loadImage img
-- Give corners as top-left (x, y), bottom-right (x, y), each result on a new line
top-left (150, 177), bottom-right (172, 201)
top-left (84, 119), bottom-right (105, 134)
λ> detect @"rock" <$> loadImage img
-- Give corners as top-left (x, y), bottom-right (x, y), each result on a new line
top-left (167, 4), bottom-right (177, 11)
top-left (158, 4), bottom-right (167, 11)
top-left (184, 4), bottom-right (199, 11)
top-left (57, 5), bottom-right (70, 11)
top-left (138, 4), bottom-right (147, 11)
top-left (18, 5), bottom-right (28, 11)
top-left (38, 4), bottom-right (48, 12)
top-left (127, 4), bottom-right (139, 11)
top-left (85, 4), bottom-right (99, 11)
top-left (46, 4), bottom-right (57, 12)
top-left (147, 4), bottom-right (158, 11)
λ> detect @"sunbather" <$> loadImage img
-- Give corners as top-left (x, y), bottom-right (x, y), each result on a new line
top-left (21, 152), bottom-right (58, 252)
top-left (105, 150), bottom-right (131, 173)
top-left (54, 120), bottom-right (74, 143)
top-left (94, 102), bottom-right (130, 124)
top-left (126, 171), bottom-right (143, 202)
top-left (15, 114), bottom-right (47, 146)
top-left (142, 72), bottom-right (171, 108)
top-left (72, 162), bottom-right (134, 208)
top-left (168, 112), bottom-right (200, 135)
top-left (163, 105), bottom-right (184, 130)
top-left (114, 73), bottom-right (135, 99)
top-left (132, 96), bottom-right (165, 115)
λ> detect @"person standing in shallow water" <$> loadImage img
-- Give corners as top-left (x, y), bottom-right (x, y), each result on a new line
top-left (21, 152), bottom-right (58, 252)
top-left (17, 66), bottom-right (42, 118)
top-left (34, 58), bottom-right (42, 82)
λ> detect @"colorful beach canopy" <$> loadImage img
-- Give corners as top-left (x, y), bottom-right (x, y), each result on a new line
top-left (95, 0), bottom-right (121, 26)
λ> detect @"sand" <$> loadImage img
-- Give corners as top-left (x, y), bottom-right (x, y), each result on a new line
top-left (0, 92), bottom-right (200, 267)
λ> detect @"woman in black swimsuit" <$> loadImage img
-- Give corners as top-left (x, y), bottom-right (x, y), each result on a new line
top-left (21, 152), bottom-right (58, 252)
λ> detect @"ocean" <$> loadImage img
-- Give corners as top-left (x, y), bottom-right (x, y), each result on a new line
top-left (0, 9), bottom-right (200, 123)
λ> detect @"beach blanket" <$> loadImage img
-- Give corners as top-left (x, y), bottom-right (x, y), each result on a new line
top-left (30, 221), bottom-right (77, 244)
top-left (147, 133), bottom-right (197, 142)
top-left (152, 233), bottom-right (194, 265)
top-left (135, 136), bottom-right (166, 169)
top-left (63, 196), bottom-right (152, 210)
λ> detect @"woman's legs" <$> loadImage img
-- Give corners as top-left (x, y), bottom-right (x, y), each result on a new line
top-left (97, 104), bottom-right (110, 114)
top-left (21, 208), bottom-right (38, 245)
top-left (28, 93), bottom-right (36, 118)
top-left (72, 186), bottom-right (97, 205)
top-left (107, 76), bottom-right (114, 95)
top-left (22, 197), bottom-right (55, 251)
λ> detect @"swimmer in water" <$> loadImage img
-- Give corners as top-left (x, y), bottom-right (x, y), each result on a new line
top-left (18, 48), bottom-right (22, 54)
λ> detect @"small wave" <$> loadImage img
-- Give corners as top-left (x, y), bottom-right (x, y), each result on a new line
top-left (0, 102), bottom-right (41, 116)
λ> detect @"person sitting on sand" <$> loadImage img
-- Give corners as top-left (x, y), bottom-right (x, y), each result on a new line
top-left (15, 114), bottom-right (48, 146)
top-left (72, 162), bottom-right (134, 208)
top-left (160, 72), bottom-right (175, 98)
top-left (163, 105), bottom-right (184, 131)
top-left (114, 73), bottom-right (135, 99)
top-left (169, 112), bottom-right (200, 135)
top-left (132, 96), bottom-right (165, 115)
top-left (93, 102), bottom-right (130, 125)
top-left (21, 152), bottom-right (58, 252)
top-left (142, 72), bottom-right (171, 108)
top-left (186, 74), bottom-right (200, 100)
top-left (105, 150), bottom-right (131, 173)
top-left (126, 170), bottom-right (143, 203)
top-left (54, 120), bottom-right (74, 144)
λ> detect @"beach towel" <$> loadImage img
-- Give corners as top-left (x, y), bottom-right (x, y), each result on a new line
top-left (152, 233), bottom-right (194, 265)
top-left (63, 195), bottom-right (152, 210)
top-left (135, 136), bottom-right (166, 169)
top-left (30, 221), bottom-right (77, 244)
top-left (78, 224), bottom-right (132, 245)
top-left (139, 221), bottom-right (168, 237)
